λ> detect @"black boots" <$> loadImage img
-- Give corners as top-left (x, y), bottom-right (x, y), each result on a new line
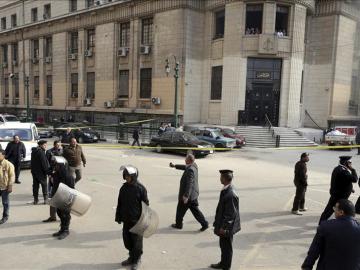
top-left (0, 216), bottom-right (8, 225)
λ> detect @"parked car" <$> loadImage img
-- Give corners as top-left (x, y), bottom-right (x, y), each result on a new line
top-left (0, 114), bottom-right (20, 123)
top-left (0, 122), bottom-right (39, 168)
top-left (55, 122), bottom-right (100, 143)
top-left (191, 128), bottom-right (236, 150)
top-left (149, 131), bottom-right (214, 157)
top-left (205, 127), bottom-right (246, 148)
top-left (35, 122), bottom-right (55, 138)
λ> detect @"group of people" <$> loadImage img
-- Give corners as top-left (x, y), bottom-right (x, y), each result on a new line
top-left (116, 154), bottom-right (240, 270)
top-left (291, 153), bottom-right (360, 269)
top-left (158, 122), bottom-right (176, 136)
top-left (245, 27), bottom-right (261, 35)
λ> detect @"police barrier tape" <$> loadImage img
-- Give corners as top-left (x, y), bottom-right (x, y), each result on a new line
top-left (36, 118), bottom-right (158, 130)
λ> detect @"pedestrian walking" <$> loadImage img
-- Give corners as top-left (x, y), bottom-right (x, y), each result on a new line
top-left (210, 170), bottom-right (241, 270)
top-left (132, 127), bottom-right (141, 147)
top-left (115, 165), bottom-right (149, 270)
top-left (302, 199), bottom-right (360, 270)
top-left (5, 135), bottom-right (26, 184)
top-left (31, 140), bottom-right (50, 205)
top-left (50, 156), bottom-right (75, 240)
top-left (169, 154), bottom-right (209, 231)
top-left (292, 152), bottom-right (309, 215)
top-left (319, 156), bottom-right (358, 224)
top-left (63, 138), bottom-right (86, 183)
top-left (0, 149), bottom-right (15, 225)
top-left (60, 127), bottom-right (74, 145)
top-left (43, 140), bottom-right (63, 222)
top-left (356, 128), bottom-right (360, 155)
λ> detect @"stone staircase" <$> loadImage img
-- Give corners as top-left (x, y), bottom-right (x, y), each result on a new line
top-left (235, 126), bottom-right (318, 148)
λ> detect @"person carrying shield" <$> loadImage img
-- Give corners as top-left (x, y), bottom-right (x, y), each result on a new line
top-left (50, 156), bottom-right (75, 240)
top-left (115, 165), bottom-right (149, 270)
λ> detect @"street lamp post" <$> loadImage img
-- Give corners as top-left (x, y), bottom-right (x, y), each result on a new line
top-left (24, 76), bottom-right (30, 121)
top-left (165, 56), bottom-right (180, 128)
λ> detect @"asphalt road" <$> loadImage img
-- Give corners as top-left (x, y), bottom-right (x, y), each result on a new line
top-left (1, 144), bottom-right (360, 270)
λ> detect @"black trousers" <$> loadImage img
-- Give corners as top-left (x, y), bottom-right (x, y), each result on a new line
top-left (219, 235), bottom-right (233, 270)
top-left (123, 223), bottom-right (143, 263)
top-left (175, 199), bottom-right (208, 227)
top-left (9, 160), bottom-right (21, 181)
top-left (292, 185), bottom-right (307, 211)
top-left (132, 139), bottom-right (140, 146)
top-left (319, 194), bottom-right (349, 224)
top-left (57, 208), bottom-right (71, 232)
top-left (32, 176), bottom-right (48, 200)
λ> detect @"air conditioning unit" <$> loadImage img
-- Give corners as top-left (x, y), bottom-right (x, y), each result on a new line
top-left (45, 56), bottom-right (52, 63)
top-left (151, 97), bottom-right (161, 105)
top-left (104, 101), bottom-right (112, 108)
top-left (84, 98), bottom-right (92, 106)
top-left (2, 62), bottom-right (8, 68)
top-left (85, 49), bottom-right (93, 57)
top-left (12, 60), bottom-right (18, 66)
top-left (71, 92), bottom-right (78, 98)
top-left (117, 47), bottom-right (128, 57)
top-left (140, 45), bottom-right (151, 55)
top-left (31, 58), bottom-right (39, 64)
top-left (69, 53), bottom-right (77, 60)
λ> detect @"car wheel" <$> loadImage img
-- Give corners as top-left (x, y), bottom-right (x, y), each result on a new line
top-left (156, 144), bottom-right (162, 153)
top-left (78, 137), bottom-right (84, 143)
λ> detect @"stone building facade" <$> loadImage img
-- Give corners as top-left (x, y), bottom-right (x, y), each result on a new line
top-left (0, 0), bottom-right (358, 128)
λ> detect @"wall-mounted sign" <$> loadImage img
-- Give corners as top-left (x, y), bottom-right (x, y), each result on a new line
top-left (256, 71), bottom-right (272, 79)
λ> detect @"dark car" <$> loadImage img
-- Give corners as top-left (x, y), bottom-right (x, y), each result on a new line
top-left (191, 128), bottom-right (236, 149)
top-left (55, 122), bottom-right (99, 143)
top-left (35, 123), bottom-right (55, 138)
top-left (205, 127), bottom-right (246, 148)
top-left (149, 131), bottom-right (214, 157)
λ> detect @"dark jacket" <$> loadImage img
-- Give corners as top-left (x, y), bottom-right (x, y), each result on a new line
top-left (302, 216), bottom-right (360, 270)
top-left (294, 160), bottom-right (308, 186)
top-left (31, 147), bottom-right (50, 181)
top-left (330, 165), bottom-right (358, 197)
top-left (115, 180), bottom-right (149, 225)
top-left (356, 131), bottom-right (360, 144)
top-left (132, 129), bottom-right (140, 140)
top-left (63, 144), bottom-right (86, 167)
top-left (51, 164), bottom-right (75, 196)
top-left (213, 185), bottom-right (241, 237)
top-left (175, 163), bottom-right (199, 201)
top-left (46, 147), bottom-right (63, 162)
top-left (61, 131), bottom-right (74, 144)
top-left (5, 141), bottom-right (26, 163)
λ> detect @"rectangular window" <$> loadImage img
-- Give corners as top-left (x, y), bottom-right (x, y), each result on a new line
top-left (12, 43), bottom-right (18, 62)
top-left (70, 0), bottom-right (77, 12)
top-left (32, 39), bottom-right (39, 59)
top-left (140, 68), bottom-right (152, 99)
top-left (44, 4), bottom-right (51, 19)
top-left (214, 10), bottom-right (225, 39)
top-left (87, 28), bottom-right (95, 49)
top-left (45, 36), bottom-right (52, 57)
top-left (86, 72), bottom-right (95, 99)
top-left (86, 0), bottom-right (94, 8)
top-left (141, 18), bottom-right (153, 45)
top-left (4, 78), bottom-right (9, 98)
top-left (69, 32), bottom-right (78, 53)
top-left (2, 45), bottom-right (8, 64)
top-left (245, 4), bottom-right (263, 34)
top-left (71, 73), bottom-right (78, 98)
top-left (31, 8), bottom-right (38, 22)
top-left (11, 14), bottom-right (16, 27)
top-left (120, 22), bottom-right (130, 47)
top-left (33, 76), bottom-right (39, 98)
top-left (46, 75), bottom-right (52, 99)
top-left (13, 74), bottom-right (19, 98)
top-left (211, 66), bottom-right (223, 100)
top-left (275, 5), bottom-right (289, 37)
top-left (1, 17), bottom-right (6, 30)
top-left (118, 70), bottom-right (129, 98)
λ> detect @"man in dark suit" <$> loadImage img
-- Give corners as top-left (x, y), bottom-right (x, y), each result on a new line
top-left (5, 135), bottom-right (26, 184)
top-left (169, 154), bottom-right (208, 231)
top-left (292, 152), bottom-right (309, 215)
top-left (319, 156), bottom-right (358, 224)
top-left (211, 169), bottom-right (241, 270)
top-left (302, 199), bottom-right (360, 270)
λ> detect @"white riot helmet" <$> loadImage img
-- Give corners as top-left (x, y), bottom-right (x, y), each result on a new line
top-left (51, 156), bottom-right (68, 166)
top-left (119, 165), bottom-right (139, 180)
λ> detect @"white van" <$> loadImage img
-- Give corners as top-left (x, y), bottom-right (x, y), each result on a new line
top-left (0, 122), bottom-right (39, 168)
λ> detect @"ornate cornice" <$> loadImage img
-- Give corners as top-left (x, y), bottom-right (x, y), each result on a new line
top-left (314, 0), bottom-right (360, 21)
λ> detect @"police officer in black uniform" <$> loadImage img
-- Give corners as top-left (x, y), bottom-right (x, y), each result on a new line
top-left (319, 156), bottom-right (358, 224)
top-left (51, 156), bottom-right (75, 240)
top-left (211, 170), bottom-right (241, 270)
top-left (115, 165), bottom-right (149, 270)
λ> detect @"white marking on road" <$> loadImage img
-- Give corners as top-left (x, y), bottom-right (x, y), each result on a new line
top-left (306, 197), bottom-right (326, 206)
top-left (283, 195), bottom-right (294, 211)
top-left (307, 187), bottom-right (328, 193)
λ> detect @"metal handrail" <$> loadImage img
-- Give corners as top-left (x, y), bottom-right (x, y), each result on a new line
top-left (264, 114), bottom-right (280, 147)
top-left (305, 110), bottom-right (324, 130)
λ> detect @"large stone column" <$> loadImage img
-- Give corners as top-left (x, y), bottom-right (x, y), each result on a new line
top-left (78, 29), bottom-right (86, 106)
top-left (38, 37), bottom-right (45, 105)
